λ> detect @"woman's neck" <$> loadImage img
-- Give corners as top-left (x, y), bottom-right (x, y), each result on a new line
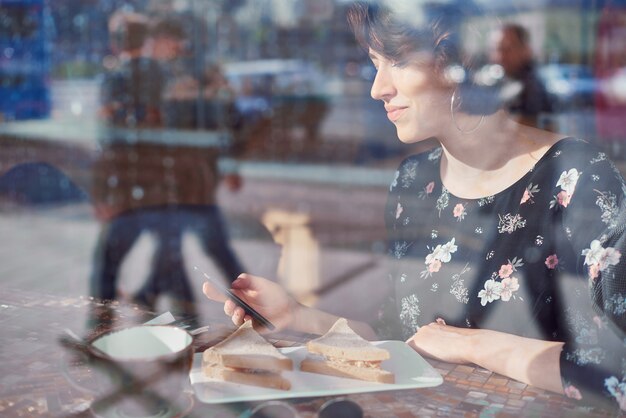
top-left (438, 113), bottom-right (562, 199)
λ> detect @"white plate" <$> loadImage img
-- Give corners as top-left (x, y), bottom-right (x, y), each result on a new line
top-left (189, 340), bottom-right (443, 404)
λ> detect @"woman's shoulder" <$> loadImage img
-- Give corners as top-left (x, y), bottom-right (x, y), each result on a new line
top-left (532, 137), bottom-right (626, 198)
top-left (537, 137), bottom-right (620, 173)
top-left (543, 136), bottom-right (604, 158)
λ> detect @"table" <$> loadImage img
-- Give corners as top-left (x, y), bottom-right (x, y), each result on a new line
top-left (0, 286), bottom-right (617, 418)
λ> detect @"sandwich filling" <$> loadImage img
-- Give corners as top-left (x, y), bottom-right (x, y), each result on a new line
top-left (299, 318), bottom-right (395, 384)
top-left (307, 353), bottom-right (383, 369)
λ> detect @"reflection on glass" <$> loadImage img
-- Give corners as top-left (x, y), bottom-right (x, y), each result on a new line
top-left (0, 1), bottom-right (625, 416)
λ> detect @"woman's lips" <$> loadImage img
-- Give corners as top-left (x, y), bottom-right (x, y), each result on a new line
top-left (386, 106), bottom-right (407, 122)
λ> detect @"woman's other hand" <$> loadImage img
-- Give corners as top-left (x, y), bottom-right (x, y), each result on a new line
top-left (202, 273), bottom-right (296, 332)
top-left (405, 320), bottom-right (475, 364)
top-left (408, 321), bottom-right (566, 394)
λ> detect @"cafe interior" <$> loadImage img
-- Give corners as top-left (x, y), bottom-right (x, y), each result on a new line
top-left (1, 0), bottom-right (625, 417)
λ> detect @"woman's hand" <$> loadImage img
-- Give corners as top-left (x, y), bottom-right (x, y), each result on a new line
top-left (202, 273), bottom-right (296, 332)
top-left (408, 320), bottom-right (566, 394)
top-left (405, 320), bottom-right (476, 364)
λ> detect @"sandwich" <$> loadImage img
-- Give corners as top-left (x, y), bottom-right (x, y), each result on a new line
top-left (300, 318), bottom-right (395, 384)
top-left (202, 320), bottom-right (293, 390)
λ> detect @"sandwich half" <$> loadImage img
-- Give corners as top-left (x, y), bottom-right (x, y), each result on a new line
top-left (300, 318), bottom-right (395, 384)
top-left (202, 321), bottom-right (293, 390)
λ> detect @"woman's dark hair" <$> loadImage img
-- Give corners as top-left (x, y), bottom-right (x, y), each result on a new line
top-left (347, 2), bottom-right (502, 115)
top-left (347, 2), bottom-right (461, 75)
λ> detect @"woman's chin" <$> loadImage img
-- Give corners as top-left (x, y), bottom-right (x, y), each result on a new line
top-left (396, 130), bottom-right (430, 144)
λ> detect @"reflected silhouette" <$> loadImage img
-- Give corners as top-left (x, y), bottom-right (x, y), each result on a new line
top-left (90, 13), bottom-right (245, 325)
top-left (489, 23), bottom-right (555, 129)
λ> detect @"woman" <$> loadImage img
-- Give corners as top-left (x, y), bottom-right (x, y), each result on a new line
top-left (204, 2), bottom-right (626, 411)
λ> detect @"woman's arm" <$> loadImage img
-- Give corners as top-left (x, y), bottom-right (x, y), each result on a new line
top-left (204, 273), bottom-right (378, 339)
top-left (468, 327), bottom-right (564, 394)
top-left (407, 322), bottom-right (564, 394)
top-left (292, 302), bottom-right (378, 340)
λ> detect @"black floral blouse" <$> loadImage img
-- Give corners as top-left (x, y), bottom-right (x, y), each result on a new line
top-left (377, 137), bottom-right (626, 411)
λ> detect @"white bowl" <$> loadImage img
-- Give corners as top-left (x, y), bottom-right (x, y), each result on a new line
top-left (92, 325), bottom-right (193, 360)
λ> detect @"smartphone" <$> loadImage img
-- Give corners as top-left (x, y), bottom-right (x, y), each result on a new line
top-left (195, 267), bottom-right (276, 330)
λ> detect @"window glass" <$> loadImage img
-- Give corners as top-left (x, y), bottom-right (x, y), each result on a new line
top-left (1, 1), bottom-right (625, 413)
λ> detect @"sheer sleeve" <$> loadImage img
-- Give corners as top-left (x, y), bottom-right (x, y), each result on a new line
top-left (559, 155), bottom-right (626, 411)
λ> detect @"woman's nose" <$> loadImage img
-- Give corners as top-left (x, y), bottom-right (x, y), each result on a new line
top-left (370, 65), bottom-right (395, 101)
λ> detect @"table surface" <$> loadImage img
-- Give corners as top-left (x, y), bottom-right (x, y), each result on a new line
top-left (0, 286), bottom-right (618, 418)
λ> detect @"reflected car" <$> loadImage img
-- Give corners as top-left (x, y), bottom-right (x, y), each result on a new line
top-left (223, 59), bottom-right (330, 144)
top-left (538, 64), bottom-right (599, 110)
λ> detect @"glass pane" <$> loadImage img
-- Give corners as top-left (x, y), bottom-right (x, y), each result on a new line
top-left (1, 1), bottom-right (625, 415)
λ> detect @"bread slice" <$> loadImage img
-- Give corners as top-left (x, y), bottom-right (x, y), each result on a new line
top-left (300, 357), bottom-right (395, 384)
top-left (306, 318), bottom-right (390, 361)
top-left (203, 364), bottom-right (292, 391)
top-left (202, 321), bottom-right (293, 372)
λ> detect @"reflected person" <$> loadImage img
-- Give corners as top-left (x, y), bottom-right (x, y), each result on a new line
top-left (92, 15), bottom-right (245, 325)
top-left (204, 2), bottom-right (626, 413)
top-left (490, 23), bottom-right (555, 129)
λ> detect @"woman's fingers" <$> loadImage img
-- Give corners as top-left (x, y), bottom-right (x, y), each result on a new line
top-left (203, 281), bottom-right (227, 302)
top-left (231, 306), bottom-right (246, 326)
top-left (231, 273), bottom-right (255, 290)
top-left (224, 299), bottom-right (236, 316)
top-left (405, 322), bottom-right (443, 342)
top-left (208, 273), bottom-right (278, 325)
top-left (224, 299), bottom-right (247, 326)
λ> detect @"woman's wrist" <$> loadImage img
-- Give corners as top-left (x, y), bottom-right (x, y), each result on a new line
top-left (287, 298), bottom-right (340, 336)
top-left (464, 328), bottom-right (483, 365)
top-left (286, 298), bottom-right (377, 338)
top-left (287, 297), bottom-right (305, 331)
top-left (465, 329), bottom-right (482, 364)
top-left (288, 300), bottom-right (333, 335)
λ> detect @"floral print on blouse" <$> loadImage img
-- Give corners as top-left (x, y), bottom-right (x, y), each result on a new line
top-left (376, 138), bottom-right (626, 412)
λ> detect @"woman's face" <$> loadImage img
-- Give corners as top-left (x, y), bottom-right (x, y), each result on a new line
top-left (369, 49), bottom-right (448, 143)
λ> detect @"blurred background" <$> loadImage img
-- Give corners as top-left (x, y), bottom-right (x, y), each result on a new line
top-left (1, 0), bottom-right (625, 327)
